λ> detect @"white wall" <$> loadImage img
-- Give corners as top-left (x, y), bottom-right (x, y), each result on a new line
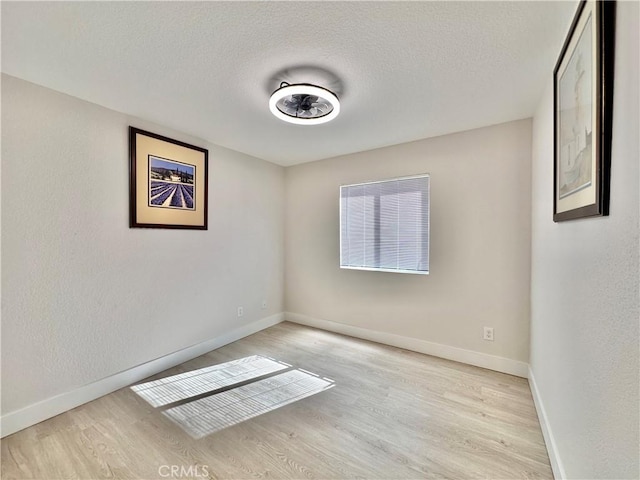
top-left (285, 119), bottom-right (532, 367)
top-left (530, 2), bottom-right (639, 478)
top-left (1, 75), bottom-right (284, 415)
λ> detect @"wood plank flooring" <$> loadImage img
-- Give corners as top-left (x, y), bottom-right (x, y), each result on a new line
top-left (1, 322), bottom-right (552, 479)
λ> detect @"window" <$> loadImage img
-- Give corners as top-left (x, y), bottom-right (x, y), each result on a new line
top-left (340, 174), bottom-right (430, 275)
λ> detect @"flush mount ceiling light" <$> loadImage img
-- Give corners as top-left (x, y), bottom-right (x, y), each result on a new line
top-left (269, 82), bottom-right (340, 125)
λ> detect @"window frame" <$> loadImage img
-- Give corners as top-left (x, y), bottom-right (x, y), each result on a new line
top-left (339, 173), bottom-right (430, 275)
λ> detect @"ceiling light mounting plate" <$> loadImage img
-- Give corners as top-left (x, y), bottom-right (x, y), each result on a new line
top-left (269, 82), bottom-right (340, 125)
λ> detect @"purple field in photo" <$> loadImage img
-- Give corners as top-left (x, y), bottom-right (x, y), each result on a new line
top-left (149, 181), bottom-right (195, 209)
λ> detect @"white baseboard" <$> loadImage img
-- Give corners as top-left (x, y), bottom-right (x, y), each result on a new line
top-left (0, 313), bottom-right (284, 438)
top-left (284, 312), bottom-right (528, 378)
top-left (528, 367), bottom-right (565, 480)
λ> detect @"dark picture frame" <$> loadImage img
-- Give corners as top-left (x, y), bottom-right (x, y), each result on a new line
top-left (129, 127), bottom-right (208, 229)
top-left (553, 0), bottom-right (615, 222)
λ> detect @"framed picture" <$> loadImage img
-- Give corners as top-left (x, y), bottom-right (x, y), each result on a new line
top-left (553, 0), bottom-right (615, 222)
top-left (129, 127), bottom-right (208, 229)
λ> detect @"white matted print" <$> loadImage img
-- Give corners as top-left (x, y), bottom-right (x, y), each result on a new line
top-left (553, 0), bottom-right (615, 222)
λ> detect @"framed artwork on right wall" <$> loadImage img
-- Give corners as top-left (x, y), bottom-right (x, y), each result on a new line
top-left (553, 0), bottom-right (615, 222)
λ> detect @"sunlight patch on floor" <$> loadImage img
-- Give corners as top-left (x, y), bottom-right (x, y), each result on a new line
top-left (131, 355), bottom-right (289, 407)
top-left (163, 369), bottom-right (335, 438)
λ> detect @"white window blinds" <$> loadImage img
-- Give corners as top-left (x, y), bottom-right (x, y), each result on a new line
top-left (340, 175), bottom-right (430, 274)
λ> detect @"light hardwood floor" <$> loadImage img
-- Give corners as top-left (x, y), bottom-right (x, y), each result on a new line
top-left (1, 322), bottom-right (552, 479)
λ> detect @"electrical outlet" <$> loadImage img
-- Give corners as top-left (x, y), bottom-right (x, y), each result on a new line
top-left (237, 306), bottom-right (244, 317)
top-left (483, 327), bottom-right (494, 341)
top-left (261, 300), bottom-right (267, 309)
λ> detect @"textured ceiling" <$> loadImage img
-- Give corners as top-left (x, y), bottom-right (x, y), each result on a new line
top-left (2, 1), bottom-right (576, 166)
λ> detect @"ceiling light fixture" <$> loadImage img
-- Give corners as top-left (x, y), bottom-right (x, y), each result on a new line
top-left (269, 82), bottom-right (340, 125)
